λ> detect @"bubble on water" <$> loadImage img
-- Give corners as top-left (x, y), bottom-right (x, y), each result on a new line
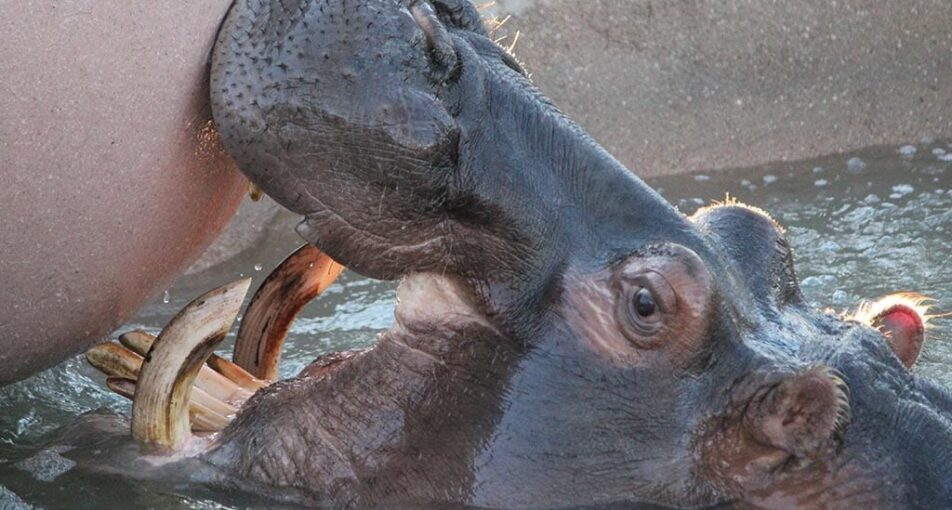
top-left (14, 446), bottom-right (75, 482)
top-left (693, 174), bottom-right (710, 182)
top-left (762, 174), bottom-right (778, 184)
top-left (919, 135), bottom-right (935, 145)
top-left (831, 290), bottom-right (851, 306)
top-left (799, 274), bottom-right (837, 290)
top-left (814, 179), bottom-right (828, 187)
top-left (891, 184), bottom-right (914, 197)
top-left (812, 166), bottom-right (825, 173)
top-left (863, 194), bottom-right (881, 204)
top-left (740, 179), bottom-right (752, 186)
top-left (932, 147), bottom-right (946, 156)
top-left (846, 157), bottom-right (866, 171)
top-left (939, 153), bottom-right (952, 162)
top-left (254, 263), bottom-right (263, 272)
top-left (0, 485), bottom-right (32, 510)
top-left (162, 290), bottom-right (170, 304)
top-left (898, 144), bottom-right (917, 156)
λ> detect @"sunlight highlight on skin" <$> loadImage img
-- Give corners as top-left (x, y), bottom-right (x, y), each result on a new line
top-left (850, 292), bottom-right (941, 332)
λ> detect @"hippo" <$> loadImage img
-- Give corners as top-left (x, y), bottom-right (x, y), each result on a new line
top-left (84, 0), bottom-right (952, 508)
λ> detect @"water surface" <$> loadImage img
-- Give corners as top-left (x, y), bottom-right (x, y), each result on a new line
top-left (1, 142), bottom-right (949, 509)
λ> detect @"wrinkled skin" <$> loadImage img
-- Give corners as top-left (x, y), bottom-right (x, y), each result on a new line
top-left (208, 1), bottom-right (952, 508)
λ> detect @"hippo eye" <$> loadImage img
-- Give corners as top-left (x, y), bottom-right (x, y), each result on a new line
top-left (634, 288), bottom-right (657, 318)
top-left (614, 271), bottom-right (675, 345)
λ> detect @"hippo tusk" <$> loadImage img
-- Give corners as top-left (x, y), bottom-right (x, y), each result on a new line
top-left (233, 245), bottom-right (344, 380)
top-left (91, 341), bottom-right (241, 434)
top-left (106, 375), bottom-right (233, 433)
top-left (120, 329), bottom-right (256, 406)
top-left (131, 278), bottom-right (250, 452)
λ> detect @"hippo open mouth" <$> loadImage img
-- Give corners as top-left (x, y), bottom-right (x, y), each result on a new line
top-left (86, 1), bottom-right (952, 508)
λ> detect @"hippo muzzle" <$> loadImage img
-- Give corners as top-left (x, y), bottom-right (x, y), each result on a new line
top-left (82, 1), bottom-right (952, 508)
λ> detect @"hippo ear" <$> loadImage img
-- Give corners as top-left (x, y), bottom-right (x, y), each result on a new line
top-left (857, 295), bottom-right (928, 369)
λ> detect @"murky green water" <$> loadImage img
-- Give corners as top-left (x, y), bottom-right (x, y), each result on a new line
top-left (1, 142), bottom-right (949, 509)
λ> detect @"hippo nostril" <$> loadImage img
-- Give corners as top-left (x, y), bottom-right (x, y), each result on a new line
top-left (742, 365), bottom-right (850, 460)
top-left (410, 1), bottom-right (460, 82)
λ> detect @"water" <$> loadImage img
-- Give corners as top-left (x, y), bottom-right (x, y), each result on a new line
top-left (0, 142), bottom-right (949, 508)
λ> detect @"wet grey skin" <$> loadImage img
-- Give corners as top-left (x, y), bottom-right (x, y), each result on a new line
top-left (207, 1), bottom-right (952, 508)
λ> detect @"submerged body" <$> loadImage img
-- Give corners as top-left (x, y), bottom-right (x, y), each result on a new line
top-left (83, 0), bottom-right (952, 508)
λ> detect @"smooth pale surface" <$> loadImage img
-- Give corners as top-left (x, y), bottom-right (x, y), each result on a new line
top-left (0, 0), bottom-right (245, 384)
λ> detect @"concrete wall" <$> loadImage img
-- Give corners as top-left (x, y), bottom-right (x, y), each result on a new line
top-left (487, 0), bottom-right (952, 176)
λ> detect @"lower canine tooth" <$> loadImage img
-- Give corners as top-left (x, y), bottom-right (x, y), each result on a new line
top-left (131, 278), bottom-right (250, 452)
top-left (121, 329), bottom-right (253, 406)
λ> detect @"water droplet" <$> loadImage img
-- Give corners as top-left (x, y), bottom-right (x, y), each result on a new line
top-left (763, 174), bottom-right (778, 184)
top-left (162, 290), bottom-right (170, 304)
top-left (814, 179), bottom-right (829, 187)
top-left (254, 263), bottom-right (263, 272)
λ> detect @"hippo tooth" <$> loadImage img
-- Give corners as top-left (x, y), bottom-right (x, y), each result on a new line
top-left (118, 330), bottom-right (156, 357)
top-left (206, 354), bottom-right (269, 392)
top-left (233, 244), bottom-right (343, 381)
top-left (122, 329), bottom-right (256, 407)
top-left (85, 342), bottom-right (143, 381)
top-left (131, 278), bottom-right (250, 452)
top-left (105, 376), bottom-right (136, 400)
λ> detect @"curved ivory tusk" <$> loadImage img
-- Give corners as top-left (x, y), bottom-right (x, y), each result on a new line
top-left (131, 278), bottom-right (250, 452)
top-left (233, 245), bottom-right (344, 380)
top-left (121, 329), bottom-right (256, 406)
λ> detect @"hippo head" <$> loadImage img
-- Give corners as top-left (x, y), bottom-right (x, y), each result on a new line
top-left (205, 0), bottom-right (952, 507)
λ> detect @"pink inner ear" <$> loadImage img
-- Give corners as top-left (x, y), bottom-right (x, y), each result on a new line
top-left (874, 304), bottom-right (925, 369)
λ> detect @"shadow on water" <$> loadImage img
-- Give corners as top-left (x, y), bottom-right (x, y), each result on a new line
top-left (0, 141), bottom-right (949, 508)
